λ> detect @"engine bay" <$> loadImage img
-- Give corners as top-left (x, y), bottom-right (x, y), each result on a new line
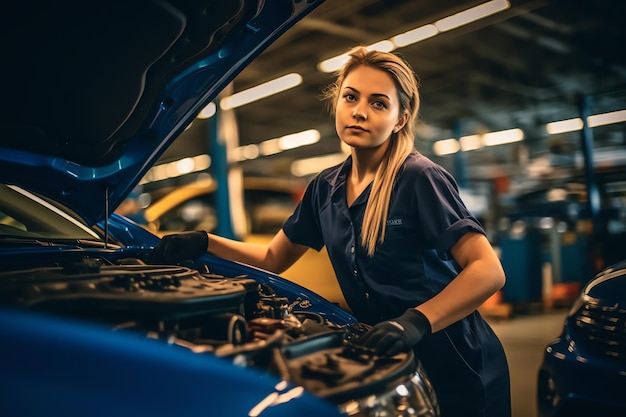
top-left (0, 256), bottom-right (418, 405)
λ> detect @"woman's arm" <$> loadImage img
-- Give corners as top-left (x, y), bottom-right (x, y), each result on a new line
top-left (208, 229), bottom-right (309, 274)
top-left (415, 232), bottom-right (505, 333)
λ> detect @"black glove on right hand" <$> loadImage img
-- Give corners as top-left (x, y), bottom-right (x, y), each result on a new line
top-left (150, 231), bottom-right (209, 264)
top-left (357, 308), bottom-right (432, 356)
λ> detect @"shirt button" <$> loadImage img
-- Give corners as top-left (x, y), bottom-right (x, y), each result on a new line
top-left (350, 246), bottom-right (355, 253)
top-left (353, 269), bottom-right (358, 276)
top-left (365, 292), bottom-right (370, 299)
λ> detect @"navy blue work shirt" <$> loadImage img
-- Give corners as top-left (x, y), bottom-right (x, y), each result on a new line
top-left (283, 152), bottom-right (512, 417)
top-left (282, 152), bottom-right (485, 325)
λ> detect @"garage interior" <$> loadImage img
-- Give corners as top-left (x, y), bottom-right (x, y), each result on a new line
top-left (128, 2), bottom-right (624, 416)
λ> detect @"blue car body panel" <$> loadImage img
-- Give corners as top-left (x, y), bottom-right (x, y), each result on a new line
top-left (0, 308), bottom-right (344, 417)
top-left (0, 213), bottom-right (355, 416)
top-left (537, 261), bottom-right (626, 416)
top-left (0, 2), bottom-right (369, 415)
top-left (104, 215), bottom-right (357, 325)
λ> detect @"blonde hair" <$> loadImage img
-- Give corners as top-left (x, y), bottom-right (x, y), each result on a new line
top-left (323, 46), bottom-right (420, 256)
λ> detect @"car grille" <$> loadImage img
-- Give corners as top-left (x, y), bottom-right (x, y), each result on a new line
top-left (573, 301), bottom-right (626, 365)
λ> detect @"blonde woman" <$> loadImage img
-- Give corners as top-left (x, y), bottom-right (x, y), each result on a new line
top-left (152, 46), bottom-right (511, 417)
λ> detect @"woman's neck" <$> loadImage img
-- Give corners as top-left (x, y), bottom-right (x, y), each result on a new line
top-left (347, 146), bottom-right (385, 206)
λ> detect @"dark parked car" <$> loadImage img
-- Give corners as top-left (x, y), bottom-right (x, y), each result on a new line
top-left (0, 1), bottom-right (438, 416)
top-left (537, 260), bottom-right (626, 417)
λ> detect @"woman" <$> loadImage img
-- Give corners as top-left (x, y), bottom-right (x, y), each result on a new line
top-left (152, 46), bottom-right (511, 417)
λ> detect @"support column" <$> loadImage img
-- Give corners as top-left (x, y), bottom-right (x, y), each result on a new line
top-left (452, 120), bottom-right (468, 188)
top-left (208, 84), bottom-right (245, 240)
top-left (577, 96), bottom-right (601, 232)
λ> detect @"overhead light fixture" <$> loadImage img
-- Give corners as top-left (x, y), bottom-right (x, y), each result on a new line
top-left (366, 40), bottom-right (395, 53)
top-left (481, 128), bottom-right (523, 146)
top-left (392, 25), bottom-right (439, 47)
top-left (318, 0), bottom-right (510, 73)
top-left (433, 138), bottom-right (460, 156)
top-left (236, 129), bottom-right (321, 160)
top-left (197, 102), bottom-right (216, 119)
top-left (546, 109), bottom-right (626, 134)
top-left (318, 55), bottom-right (350, 74)
top-left (220, 73), bottom-right (303, 110)
top-left (546, 118), bottom-right (583, 134)
top-left (318, 40), bottom-right (396, 73)
top-left (588, 109), bottom-right (626, 127)
top-left (460, 135), bottom-right (482, 151)
top-left (291, 153), bottom-right (347, 177)
top-left (140, 154), bottom-right (211, 184)
top-left (278, 129), bottom-right (321, 150)
top-left (234, 144), bottom-right (260, 161)
top-left (435, 0), bottom-right (510, 32)
top-left (433, 127), bottom-right (522, 156)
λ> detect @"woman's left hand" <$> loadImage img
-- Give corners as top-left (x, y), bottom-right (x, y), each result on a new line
top-left (357, 308), bottom-right (431, 356)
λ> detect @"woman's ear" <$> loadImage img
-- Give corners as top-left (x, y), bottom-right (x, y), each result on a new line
top-left (394, 113), bottom-right (409, 133)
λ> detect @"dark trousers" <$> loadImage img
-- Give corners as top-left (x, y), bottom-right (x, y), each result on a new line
top-left (415, 311), bottom-right (512, 417)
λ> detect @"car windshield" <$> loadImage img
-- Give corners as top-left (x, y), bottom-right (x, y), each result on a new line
top-left (0, 184), bottom-right (101, 241)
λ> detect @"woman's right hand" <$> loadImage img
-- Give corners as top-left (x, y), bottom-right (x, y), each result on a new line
top-left (150, 231), bottom-right (209, 264)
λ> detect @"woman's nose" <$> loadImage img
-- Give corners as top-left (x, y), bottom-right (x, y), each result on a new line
top-left (352, 106), bottom-right (367, 120)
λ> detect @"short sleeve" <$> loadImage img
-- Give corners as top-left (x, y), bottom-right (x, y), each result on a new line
top-left (282, 176), bottom-right (325, 251)
top-left (414, 165), bottom-right (485, 259)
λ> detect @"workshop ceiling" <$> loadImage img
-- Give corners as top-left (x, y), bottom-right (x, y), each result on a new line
top-left (168, 0), bottom-right (626, 181)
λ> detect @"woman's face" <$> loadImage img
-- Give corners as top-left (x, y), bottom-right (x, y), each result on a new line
top-left (335, 64), bottom-right (405, 150)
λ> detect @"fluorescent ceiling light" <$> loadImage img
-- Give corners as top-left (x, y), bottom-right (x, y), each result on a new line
top-left (433, 138), bottom-right (460, 156)
top-left (220, 73), bottom-right (303, 110)
top-left (481, 128), bottom-right (523, 146)
top-left (237, 129), bottom-right (321, 160)
top-left (318, 1), bottom-right (510, 73)
top-left (291, 153), bottom-right (347, 177)
top-left (588, 109), bottom-right (626, 127)
top-left (546, 118), bottom-right (583, 134)
top-left (319, 40), bottom-right (396, 73)
top-left (318, 55), bottom-right (350, 74)
top-left (546, 109), bottom-right (626, 134)
top-left (197, 102), bottom-right (216, 119)
top-left (234, 144), bottom-right (260, 161)
top-left (140, 154), bottom-right (211, 184)
top-left (366, 40), bottom-right (395, 53)
top-left (393, 25), bottom-right (439, 47)
top-left (460, 134), bottom-right (482, 151)
top-left (259, 138), bottom-right (282, 156)
top-left (434, 128), bottom-right (522, 156)
top-left (279, 129), bottom-right (320, 150)
top-left (435, 0), bottom-right (510, 32)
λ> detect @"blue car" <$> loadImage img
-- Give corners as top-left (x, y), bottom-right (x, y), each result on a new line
top-left (537, 260), bottom-right (626, 417)
top-left (0, 1), bottom-right (438, 416)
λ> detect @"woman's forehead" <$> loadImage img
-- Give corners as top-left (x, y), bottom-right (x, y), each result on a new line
top-left (341, 65), bottom-right (397, 95)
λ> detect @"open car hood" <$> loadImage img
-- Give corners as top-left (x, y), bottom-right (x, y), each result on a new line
top-left (0, 0), bottom-right (325, 225)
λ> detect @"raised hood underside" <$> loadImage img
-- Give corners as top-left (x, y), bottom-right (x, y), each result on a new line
top-left (0, 0), bottom-right (324, 224)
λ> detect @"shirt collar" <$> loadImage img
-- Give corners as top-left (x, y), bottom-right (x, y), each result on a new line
top-left (326, 155), bottom-right (352, 198)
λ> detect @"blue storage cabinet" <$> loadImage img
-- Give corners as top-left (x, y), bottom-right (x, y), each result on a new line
top-left (558, 231), bottom-right (592, 285)
top-left (500, 228), bottom-right (543, 303)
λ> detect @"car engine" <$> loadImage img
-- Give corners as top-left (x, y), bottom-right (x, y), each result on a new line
top-left (0, 256), bottom-right (439, 416)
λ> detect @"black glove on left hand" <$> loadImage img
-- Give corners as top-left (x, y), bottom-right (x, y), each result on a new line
top-left (357, 308), bottom-right (432, 356)
top-left (150, 231), bottom-right (209, 264)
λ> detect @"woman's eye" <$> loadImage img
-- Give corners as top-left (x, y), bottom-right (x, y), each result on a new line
top-left (343, 93), bottom-right (356, 102)
top-left (372, 101), bottom-right (386, 109)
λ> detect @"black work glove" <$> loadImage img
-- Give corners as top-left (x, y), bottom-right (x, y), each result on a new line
top-left (357, 308), bottom-right (432, 356)
top-left (150, 231), bottom-right (209, 264)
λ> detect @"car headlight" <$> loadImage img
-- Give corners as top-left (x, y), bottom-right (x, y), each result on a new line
top-left (338, 369), bottom-right (440, 417)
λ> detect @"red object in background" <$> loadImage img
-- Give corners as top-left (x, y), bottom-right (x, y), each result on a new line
top-left (494, 176), bottom-right (509, 195)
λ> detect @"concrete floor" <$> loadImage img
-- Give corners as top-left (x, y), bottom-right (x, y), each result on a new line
top-left (487, 308), bottom-right (569, 417)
